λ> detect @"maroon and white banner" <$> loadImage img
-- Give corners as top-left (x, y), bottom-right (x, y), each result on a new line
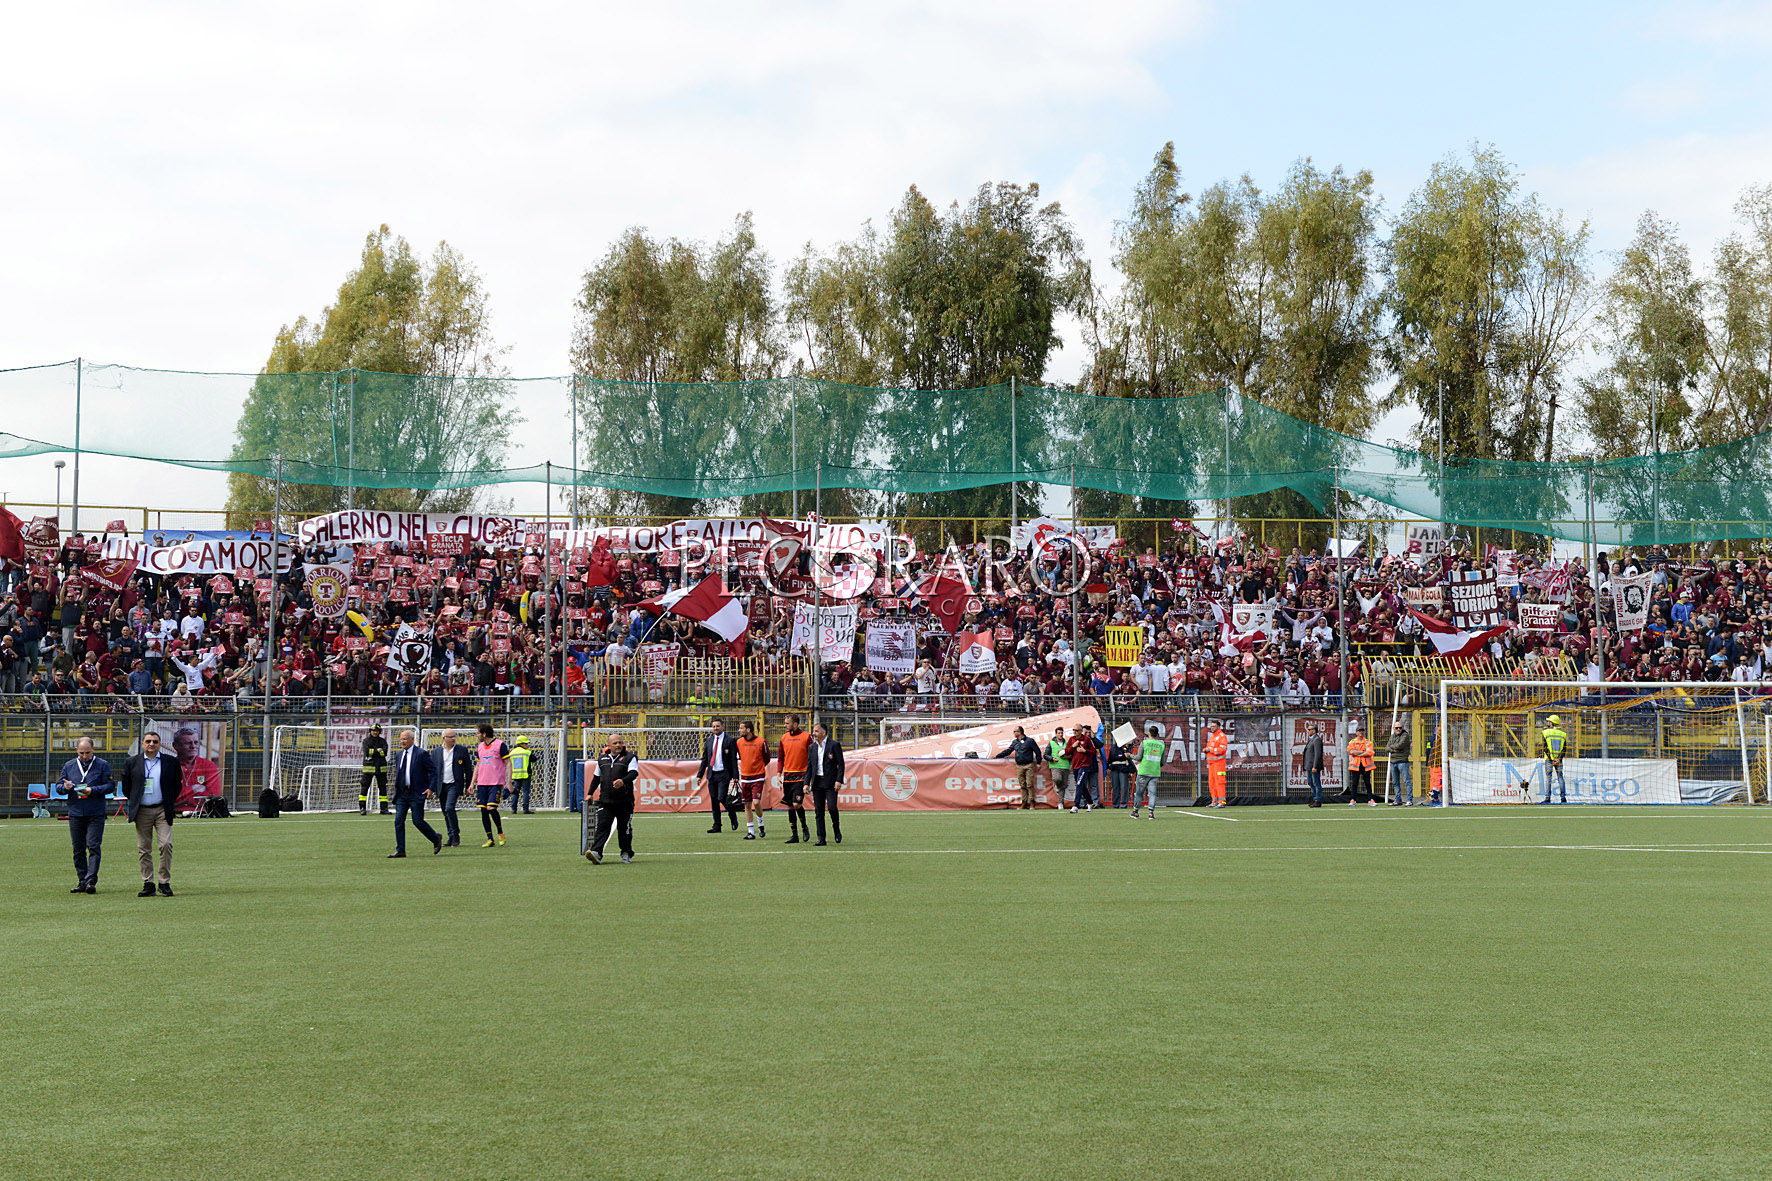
top-left (104, 535), bottom-right (295, 577)
top-left (1012, 517), bottom-right (1118, 554)
top-left (295, 510), bottom-right (535, 548)
top-left (1518, 602), bottom-right (1560, 633)
top-left (543, 517), bottom-right (898, 559)
top-left (1448, 570), bottom-right (1501, 629)
top-left (865, 620), bottom-right (917, 675)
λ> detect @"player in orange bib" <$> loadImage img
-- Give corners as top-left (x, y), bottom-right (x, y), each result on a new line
top-left (776, 714), bottom-right (813, 844)
top-left (1203, 718), bottom-right (1229, 807)
top-left (735, 721), bottom-right (770, 840)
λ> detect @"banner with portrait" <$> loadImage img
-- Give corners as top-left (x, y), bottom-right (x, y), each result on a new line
top-left (1611, 572), bottom-right (1653, 632)
top-left (864, 620), bottom-right (917, 675)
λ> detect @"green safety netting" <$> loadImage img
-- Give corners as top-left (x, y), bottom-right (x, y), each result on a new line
top-left (4, 360), bottom-right (1772, 547)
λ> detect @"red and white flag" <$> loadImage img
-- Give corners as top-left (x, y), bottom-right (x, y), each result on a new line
top-left (1407, 608), bottom-right (1511, 662)
top-left (638, 574), bottom-right (750, 656)
top-left (953, 629), bottom-right (997, 674)
top-left (79, 557), bottom-right (138, 593)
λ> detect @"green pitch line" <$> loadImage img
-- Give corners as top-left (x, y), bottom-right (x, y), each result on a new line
top-left (4, 809), bottom-right (1768, 1180)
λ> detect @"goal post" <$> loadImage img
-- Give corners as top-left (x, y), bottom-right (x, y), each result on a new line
top-left (417, 727), bottom-right (569, 810)
top-left (270, 723), bottom-right (566, 811)
top-left (1438, 680), bottom-right (1771, 805)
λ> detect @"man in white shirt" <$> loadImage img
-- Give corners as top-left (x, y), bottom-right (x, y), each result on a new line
top-left (1000, 673), bottom-right (1025, 707)
top-left (122, 730), bottom-right (182, 896)
top-left (180, 610), bottom-right (206, 641)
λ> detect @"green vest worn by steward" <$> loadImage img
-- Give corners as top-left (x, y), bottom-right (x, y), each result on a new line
top-left (510, 747), bottom-right (532, 780)
top-left (1138, 737), bottom-right (1165, 777)
top-left (1048, 740), bottom-right (1070, 770)
top-left (1541, 727), bottom-right (1568, 762)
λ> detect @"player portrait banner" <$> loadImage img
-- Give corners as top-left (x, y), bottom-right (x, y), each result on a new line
top-left (864, 620), bottom-right (917, 675)
top-left (1612, 573), bottom-right (1653, 631)
top-left (1518, 602), bottom-right (1560, 633)
top-left (1229, 603), bottom-right (1277, 639)
top-left (1447, 571), bottom-right (1500, 629)
top-left (304, 563), bottom-right (350, 618)
top-left (1448, 758), bottom-right (1680, 805)
top-left (630, 757), bottom-right (1059, 813)
top-left (147, 719), bottom-right (227, 807)
top-left (1104, 624), bottom-right (1144, 667)
top-left (789, 602), bottom-right (858, 664)
top-left (1404, 523), bottom-right (1445, 562)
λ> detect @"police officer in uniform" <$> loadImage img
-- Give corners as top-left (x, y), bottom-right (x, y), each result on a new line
top-left (359, 723), bottom-right (390, 815)
top-left (507, 735), bottom-right (535, 814)
top-left (586, 735), bottom-right (638, 865)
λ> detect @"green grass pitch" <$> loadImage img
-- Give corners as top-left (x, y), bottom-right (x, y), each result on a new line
top-left (6, 805), bottom-right (1771, 1180)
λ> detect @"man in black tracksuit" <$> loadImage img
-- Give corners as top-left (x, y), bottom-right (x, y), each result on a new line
top-left (586, 737), bottom-right (639, 865)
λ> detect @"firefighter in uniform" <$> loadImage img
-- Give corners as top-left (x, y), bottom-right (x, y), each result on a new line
top-left (1540, 715), bottom-right (1569, 804)
top-left (359, 723), bottom-right (390, 814)
top-left (507, 735), bottom-right (534, 814)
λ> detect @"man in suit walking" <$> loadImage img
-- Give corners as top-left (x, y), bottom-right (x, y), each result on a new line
top-left (695, 718), bottom-right (742, 834)
top-left (60, 736), bottom-right (113, 893)
top-left (809, 721), bottom-right (845, 846)
top-left (389, 728), bottom-right (442, 857)
top-left (432, 729), bottom-right (474, 847)
top-left (120, 730), bottom-right (182, 897)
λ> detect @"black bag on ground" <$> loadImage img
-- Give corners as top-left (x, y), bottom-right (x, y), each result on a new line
top-left (258, 788), bottom-right (280, 818)
top-left (278, 793), bottom-right (304, 812)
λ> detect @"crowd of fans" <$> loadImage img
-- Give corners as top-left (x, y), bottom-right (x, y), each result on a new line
top-left (2, 521), bottom-right (1771, 714)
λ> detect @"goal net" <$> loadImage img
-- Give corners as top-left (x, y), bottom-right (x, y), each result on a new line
top-left (578, 726), bottom-right (707, 854)
top-left (1439, 681), bottom-right (1772, 805)
top-left (417, 728), bottom-right (569, 810)
top-left (269, 724), bottom-right (415, 813)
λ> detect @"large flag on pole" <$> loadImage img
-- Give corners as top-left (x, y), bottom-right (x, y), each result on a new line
top-left (1406, 608), bottom-right (1511, 662)
top-left (638, 574), bottom-right (751, 656)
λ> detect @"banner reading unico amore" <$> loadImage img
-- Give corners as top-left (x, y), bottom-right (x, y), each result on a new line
top-left (613, 757), bottom-right (1060, 812)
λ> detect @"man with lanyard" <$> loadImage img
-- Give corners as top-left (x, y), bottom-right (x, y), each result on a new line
top-left (1132, 722), bottom-right (1165, 819)
top-left (585, 735), bottom-right (638, 865)
top-left (995, 725), bottom-right (1044, 809)
top-left (1540, 714), bottom-right (1570, 804)
top-left (121, 730), bottom-right (182, 897)
top-left (506, 735), bottom-right (535, 814)
top-left (358, 722), bottom-right (390, 815)
top-left (60, 736), bottom-right (113, 893)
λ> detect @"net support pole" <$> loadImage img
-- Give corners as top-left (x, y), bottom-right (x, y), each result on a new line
top-left (71, 357), bottom-right (81, 536)
top-left (791, 380), bottom-right (799, 520)
top-left (347, 368), bottom-right (356, 512)
top-left (544, 461), bottom-right (553, 728)
top-left (1009, 376), bottom-right (1018, 538)
top-left (569, 375), bottom-right (580, 529)
top-left (812, 465), bottom-right (822, 691)
top-left (1334, 464), bottom-right (1349, 783)
top-left (1071, 462), bottom-right (1079, 709)
top-left (263, 455), bottom-right (282, 792)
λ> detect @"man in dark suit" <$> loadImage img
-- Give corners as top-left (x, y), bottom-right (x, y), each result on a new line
top-left (119, 730), bottom-right (183, 897)
top-left (809, 721), bottom-right (845, 846)
top-left (695, 718), bottom-right (742, 834)
top-left (431, 728), bottom-right (474, 847)
top-left (60, 736), bottom-right (113, 893)
top-left (389, 728), bottom-right (442, 857)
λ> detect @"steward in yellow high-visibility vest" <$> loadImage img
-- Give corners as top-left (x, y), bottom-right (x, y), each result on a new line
top-left (1540, 715), bottom-right (1569, 803)
top-left (507, 735), bottom-right (535, 814)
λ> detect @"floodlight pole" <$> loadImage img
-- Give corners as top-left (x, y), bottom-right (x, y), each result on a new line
top-left (1334, 464), bottom-right (1349, 746)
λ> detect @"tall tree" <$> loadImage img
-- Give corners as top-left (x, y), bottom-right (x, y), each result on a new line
top-left (1697, 185), bottom-right (1772, 440)
top-left (226, 226), bottom-right (512, 522)
top-left (1383, 146), bottom-right (1591, 463)
top-left (1576, 211), bottom-right (1707, 458)
top-left (570, 214), bottom-right (784, 519)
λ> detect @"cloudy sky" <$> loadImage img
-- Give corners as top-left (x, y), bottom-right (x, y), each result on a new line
top-left (3, 0), bottom-right (1770, 520)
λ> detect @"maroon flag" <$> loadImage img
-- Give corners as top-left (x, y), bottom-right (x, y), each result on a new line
top-left (0, 505), bottom-right (24, 562)
top-left (79, 557), bottom-right (138, 592)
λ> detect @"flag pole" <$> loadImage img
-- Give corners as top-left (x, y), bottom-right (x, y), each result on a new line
top-left (1071, 462), bottom-right (1079, 709)
top-left (1334, 464), bottom-right (1348, 753)
top-left (262, 455), bottom-right (282, 796)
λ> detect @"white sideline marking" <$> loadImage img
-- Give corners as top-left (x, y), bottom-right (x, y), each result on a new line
top-left (641, 841), bottom-right (1772, 858)
top-left (1171, 808), bottom-right (1238, 822)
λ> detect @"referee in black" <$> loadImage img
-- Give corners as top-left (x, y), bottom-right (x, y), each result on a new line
top-left (586, 735), bottom-right (639, 865)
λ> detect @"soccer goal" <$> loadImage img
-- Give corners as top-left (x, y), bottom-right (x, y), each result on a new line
top-left (1438, 680), bottom-right (1772, 805)
top-left (418, 727), bottom-right (569, 810)
top-left (269, 724), bottom-right (417, 813)
top-left (577, 726), bottom-right (708, 855)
